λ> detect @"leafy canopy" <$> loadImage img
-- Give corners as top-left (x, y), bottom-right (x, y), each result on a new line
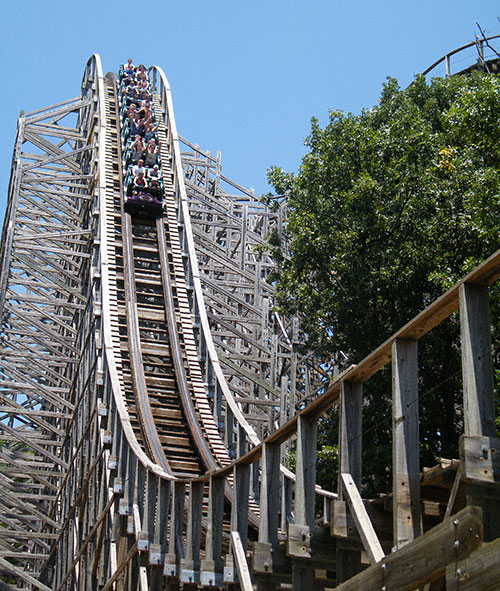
top-left (267, 72), bottom-right (500, 362)
top-left (266, 72), bottom-right (500, 490)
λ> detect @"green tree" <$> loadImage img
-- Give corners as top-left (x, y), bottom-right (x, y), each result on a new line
top-left (266, 72), bottom-right (500, 494)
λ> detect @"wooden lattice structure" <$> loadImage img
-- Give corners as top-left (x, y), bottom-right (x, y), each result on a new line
top-left (0, 48), bottom-right (498, 590)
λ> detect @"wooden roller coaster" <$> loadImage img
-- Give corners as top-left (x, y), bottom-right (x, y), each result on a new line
top-left (0, 41), bottom-right (499, 590)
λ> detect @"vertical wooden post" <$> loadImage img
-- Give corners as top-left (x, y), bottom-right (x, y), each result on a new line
top-left (181, 481), bottom-right (203, 585)
top-left (392, 338), bottom-right (422, 549)
top-left (337, 381), bottom-right (363, 582)
top-left (225, 405), bottom-right (235, 459)
top-left (256, 442), bottom-right (280, 591)
top-left (459, 283), bottom-right (500, 542)
top-left (281, 475), bottom-right (293, 531)
top-left (260, 443), bottom-right (281, 547)
top-left (165, 481), bottom-right (185, 576)
top-left (290, 415), bottom-right (317, 590)
top-left (231, 464), bottom-right (250, 552)
top-left (150, 477), bottom-right (170, 589)
top-left (295, 415), bottom-right (317, 527)
top-left (338, 381), bottom-right (363, 491)
top-left (201, 475), bottom-right (225, 587)
top-left (460, 283), bottom-right (496, 438)
top-left (226, 463), bottom-right (250, 584)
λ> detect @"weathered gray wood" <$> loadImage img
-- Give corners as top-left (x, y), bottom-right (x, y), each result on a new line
top-left (231, 463), bottom-right (250, 553)
top-left (341, 473), bottom-right (384, 564)
top-left (181, 481), bottom-right (203, 584)
top-left (294, 414), bottom-right (317, 528)
top-left (338, 381), bottom-right (362, 493)
top-left (460, 435), bottom-right (500, 485)
top-left (444, 464), bottom-right (462, 519)
top-left (334, 505), bottom-right (482, 591)
top-left (459, 283), bottom-right (496, 437)
top-left (392, 338), bottom-right (422, 548)
top-left (446, 536), bottom-right (500, 591)
top-left (337, 380), bottom-right (363, 582)
top-left (201, 474), bottom-right (225, 587)
top-left (259, 442), bottom-right (281, 547)
top-left (460, 434), bottom-right (500, 542)
top-left (230, 532), bottom-right (253, 591)
top-left (459, 284), bottom-right (500, 542)
top-left (289, 415), bottom-right (317, 590)
top-left (165, 481), bottom-right (185, 575)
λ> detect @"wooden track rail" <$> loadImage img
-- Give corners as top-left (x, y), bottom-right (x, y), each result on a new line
top-left (0, 49), bottom-right (499, 590)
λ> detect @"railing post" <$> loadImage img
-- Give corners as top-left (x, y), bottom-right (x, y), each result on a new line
top-left (201, 474), bottom-right (225, 587)
top-left (289, 415), bottom-right (316, 590)
top-left (181, 481), bottom-right (203, 586)
top-left (459, 284), bottom-right (496, 438)
top-left (459, 283), bottom-right (500, 542)
top-left (225, 463), bottom-right (250, 584)
top-left (336, 381), bottom-right (363, 581)
top-left (255, 442), bottom-right (281, 590)
top-left (392, 338), bottom-right (422, 548)
top-left (150, 477), bottom-right (170, 589)
top-left (165, 481), bottom-right (185, 577)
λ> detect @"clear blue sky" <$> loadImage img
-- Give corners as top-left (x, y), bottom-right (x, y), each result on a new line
top-left (1, 2), bottom-right (499, 219)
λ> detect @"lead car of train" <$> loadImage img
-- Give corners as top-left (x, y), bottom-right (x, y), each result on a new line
top-left (119, 63), bottom-right (164, 217)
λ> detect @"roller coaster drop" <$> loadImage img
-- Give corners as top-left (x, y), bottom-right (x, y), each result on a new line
top-left (0, 56), bottom-right (328, 589)
top-left (1, 53), bottom-right (500, 590)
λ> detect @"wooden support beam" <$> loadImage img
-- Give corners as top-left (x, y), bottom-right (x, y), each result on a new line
top-left (341, 473), bottom-right (384, 564)
top-left (180, 481), bottom-right (203, 585)
top-left (231, 532), bottom-right (253, 591)
top-left (460, 435), bottom-right (500, 485)
top-left (392, 338), bottom-right (422, 548)
top-left (334, 506), bottom-right (482, 591)
top-left (225, 463), bottom-right (251, 583)
top-left (165, 481), bottom-right (185, 576)
top-left (255, 442), bottom-right (281, 590)
top-left (294, 415), bottom-right (317, 529)
top-left (446, 536), bottom-right (500, 591)
top-left (338, 381), bottom-right (362, 492)
top-left (0, 556), bottom-right (52, 591)
top-left (259, 442), bottom-right (281, 547)
top-left (201, 474), bottom-right (225, 587)
top-left (459, 283), bottom-right (496, 437)
top-left (337, 381), bottom-right (363, 582)
top-left (289, 415), bottom-right (317, 590)
top-left (459, 284), bottom-right (500, 542)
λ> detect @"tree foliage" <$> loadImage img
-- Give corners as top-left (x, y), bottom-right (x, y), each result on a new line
top-left (266, 72), bottom-right (500, 493)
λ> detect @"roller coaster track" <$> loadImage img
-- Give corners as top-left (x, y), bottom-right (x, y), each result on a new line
top-left (0, 49), bottom-right (499, 590)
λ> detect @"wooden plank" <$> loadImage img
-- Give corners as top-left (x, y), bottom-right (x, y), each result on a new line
top-left (0, 557), bottom-right (51, 591)
top-left (338, 381), bottom-right (362, 491)
top-left (259, 442), bottom-right (281, 547)
top-left (460, 435), bottom-right (500, 485)
top-left (446, 537), bottom-right (500, 591)
top-left (392, 339), bottom-right (422, 548)
top-left (459, 285), bottom-right (500, 542)
top-left (444, 465), bottom-right (463, 519)
top-left (200, 474), bottom-right (225, 587)
top-left (231, 463), bottom-right (250, 553)
top-left (459, 283), bottom-right (496, 438)
top-left (334, 505), bottom-right (482, 591)
top-left (341, 473), bottom-right (384, 564)
top-left (230, 532), bottom-right (253, 591)
top-left (295, 415), bottom-right (317, 529)
top-left (337, 380), bottom-right (363, 581)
